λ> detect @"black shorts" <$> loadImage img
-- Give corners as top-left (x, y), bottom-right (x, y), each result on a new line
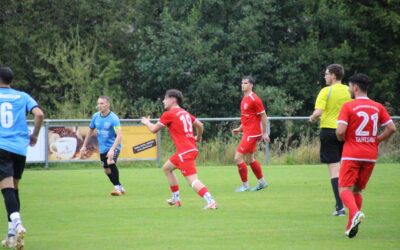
top-left (100, 149), bottom-right (120, 168)
top-left (0, 148), bottom-right (26, 181)
top-left (319, 128), bottom-right (343, 164)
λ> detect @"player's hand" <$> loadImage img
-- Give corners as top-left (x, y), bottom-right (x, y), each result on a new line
top-left (232, 128), bottom-right (241, 135)
top-left (107, 149), bottom-right (115, 164)
top-left (309, 115), bottom-right (315, 122)
top-left (262, 133), bottom-right (270, 143)
top-left (29, 134), bottom-right (38, 146)
top-left (195, 136), bottom-right (202, 142)
top-left (80, 146), bottom-right (87, 158)
top-left (141, 116), bottom-right (151, 125)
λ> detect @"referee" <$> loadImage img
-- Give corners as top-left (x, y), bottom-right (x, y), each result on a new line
top-left (310, 64), bottom-right (351, 216)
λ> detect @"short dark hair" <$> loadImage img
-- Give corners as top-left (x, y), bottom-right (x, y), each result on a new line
top-left (165, 89), bottom-right (183, 106)
top-left (0, 67), bottom-right (14, 84)
top-left (348, 73), bottom-right (370, 92)
top-left (98, 95), bottom-right (110, 103)
top-left (242, 75), bottom-right (255, 85)
top-left (326, 64), bottom-right (344, 80)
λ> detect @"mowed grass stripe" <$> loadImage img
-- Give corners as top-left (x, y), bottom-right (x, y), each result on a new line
top-left (1, 164), bottom-right (399, 249)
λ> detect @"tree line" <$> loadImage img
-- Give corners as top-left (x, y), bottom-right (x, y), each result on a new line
top-left (1, 0), bottom-right (399, 120)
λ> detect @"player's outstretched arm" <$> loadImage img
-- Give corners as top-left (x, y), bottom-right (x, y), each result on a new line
top-left (193, 119), bottom-right (203, 142)
top-left (377, 122), bottom-right (396, 143)
top-left (141, 116), bottom-right (163, 134)
top-left (80, 128), bottom-right (95, 157)
top-left (30, 107), bottom-right (44, 146)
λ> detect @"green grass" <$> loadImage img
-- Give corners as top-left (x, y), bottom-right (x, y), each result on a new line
top-left (1, 164), bottom-right (400, 250)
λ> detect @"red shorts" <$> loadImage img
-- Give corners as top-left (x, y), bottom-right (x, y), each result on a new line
top-left (237, 134), bottom-right (262, 154)
top-left (169, 149), bottom-right (198, 177)
top-left (339, 160), bottom-right (375, 190)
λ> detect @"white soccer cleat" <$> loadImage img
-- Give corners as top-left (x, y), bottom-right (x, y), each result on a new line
top-left (119, 186), bottom-right (126, 194)
top-left (15, 224), bottom-right (26, 250)
top-left (345, 211), bottom-right (365, 238)
top-left (1, 235), bottom-right (16, 248)
top-left (203, 202), bottom-right (218, 210)
top-left (250, 182), bottom-right (268, 191)
top-left (166, 198), bottom-right (181, 207)
top-left (235, 185), bottom-right (250, 192)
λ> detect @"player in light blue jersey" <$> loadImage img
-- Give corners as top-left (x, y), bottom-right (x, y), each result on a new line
top-left (80, 96), bottom-right (125, 196)
top-left (0, 67), bottom-right (44, 249)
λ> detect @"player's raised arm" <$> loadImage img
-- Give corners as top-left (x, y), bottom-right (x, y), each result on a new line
top-left (141, 116), bottom-right (164, 134)
top-left (29, 107), bottom-right (44, 146)
top-left (193, 119), bottom-right (203, 142)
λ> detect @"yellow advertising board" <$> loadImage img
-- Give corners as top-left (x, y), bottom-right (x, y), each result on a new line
top-left (48, 125), bottom-right (158, 162)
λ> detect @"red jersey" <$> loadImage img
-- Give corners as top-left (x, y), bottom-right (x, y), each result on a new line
top-left (338, 97), bottom-right (393, 162)
top-left (158, 107), bottom-right (197, 154)
top-left (240, 92), bottom-right (266, 135)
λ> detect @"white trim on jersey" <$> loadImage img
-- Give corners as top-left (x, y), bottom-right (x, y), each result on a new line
top-left (157, 121), bottom-right (166, 127)
top-left (381, 119), bottom-right (393, 127)
top-left (178, 148), bottom-right (198, 162)
top-left (247, 134), bottom-right (262, 142)
top-left (257, 110), bottom-right (266, 115)
top-left (249, 92), bottom-right (255, 101)
top-left (337, 120), bottom-right (348, 125)
top-left (341, 157), bottom-right (376, 162)
top-left (355, 97), bottom-right (369, 100)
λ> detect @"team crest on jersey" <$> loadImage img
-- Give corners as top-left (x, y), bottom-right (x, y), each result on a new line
top-left (104, 122), bottom-right (111, 129)
top-left (243, 103), bottom-right (248, 110)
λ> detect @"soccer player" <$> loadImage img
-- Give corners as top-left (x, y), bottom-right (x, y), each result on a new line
top-left (309, 64), bottom-right (351, 216)
top-left (232, 76), bottom-right (270, 192)
top-left (336, 73), bottom-right (396, 238)
top-left (0, 67), bottom-right (44, 249)
top-left (141, 89), bottom-right (217, 210)
top-left (80, 96), bottom-right (125, 196)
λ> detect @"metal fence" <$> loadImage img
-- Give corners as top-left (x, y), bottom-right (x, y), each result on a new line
top-left (28, 116), bottom-right (400, 167)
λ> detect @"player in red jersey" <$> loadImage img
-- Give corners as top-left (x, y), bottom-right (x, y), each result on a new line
top-left (141, 89), bottom-right (217, 210)
top-left (336, 73), bottom-right (396, 238)
top-left (232, 76), bottom-right (270, 192)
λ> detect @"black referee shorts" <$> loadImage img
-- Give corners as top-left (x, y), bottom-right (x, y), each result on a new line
top-left (100, 149), bottom-right (120, 168)
top-left (319, 128), bottom-right (343, 164)
top-left (0, 148), bottom-right (26, 181)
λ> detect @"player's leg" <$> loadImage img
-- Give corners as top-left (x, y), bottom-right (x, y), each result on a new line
top-left (339, 160), bottom-right (364, 238)
top-left (163, 156), bottom-right (181, 206)
top-left (247, 153), bottom-right (268, 191)
top-left (321, 129), bottom-right (344, 215)
top-left (185, 174), bottom-right (217, 210)
top-left (0, 150), bottom-right (25, 249)
top-left (100, 153), bottom-right (122, 196)
top-left (108, 150), bottom-right (125, 194)
top-left (234, 136), bottom-right (250, 192)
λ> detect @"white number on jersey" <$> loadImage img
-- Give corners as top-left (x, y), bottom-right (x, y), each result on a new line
top-left (355, 111), bottom-right (378, 136)
top-left (179, 114), bottom-right (193, 133)
top-left (0, 102), bottom-right (13, 128)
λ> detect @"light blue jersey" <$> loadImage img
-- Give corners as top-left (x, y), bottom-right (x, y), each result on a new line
top-left (0, 88), bottom-right (38, 156)
top-left (89, 111), bottom-right (121, 154)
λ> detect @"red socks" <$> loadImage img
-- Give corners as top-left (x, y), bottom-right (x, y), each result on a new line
top-left (198, 187), bottom-right (208, 197)
top-left (340, 189), bottom-right (359, 229)
top-left (250, 160), bottom-right (263, 179)
top-left (170, 185), bottom-right (179, 192)
top-left (353, 192), bottom-right (363, 210)
top-left (237, 162), bottom-right (248, 182)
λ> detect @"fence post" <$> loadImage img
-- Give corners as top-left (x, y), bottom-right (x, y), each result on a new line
top-left (44, 120), bottom-right (49, 169)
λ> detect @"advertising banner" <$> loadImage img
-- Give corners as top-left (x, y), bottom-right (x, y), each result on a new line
top-left (48, 125), bottom-right (157, 162)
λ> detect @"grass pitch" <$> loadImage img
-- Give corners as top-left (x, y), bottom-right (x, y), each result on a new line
top-left (1, 163), bottom-right (399, 250)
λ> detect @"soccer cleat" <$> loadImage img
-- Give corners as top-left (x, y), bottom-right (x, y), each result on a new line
top-left (250, 182), bottom-right (268, 191)
top-left (120, 186), bottom-right (126, 194)
top-left (203, 202), bottom-right (218, 210)
top-left (166, 199), bottom-right (182, 207)
top-left (235, 185), bottom-right (250, 192)
top-left (332, 208), bottom-right (346, 216)
top-left (111, 189), bottom-right (123, 196)
top-left (1, 235), bottom-right (16, 248)
top-left (14, 224), bottom-right (26, 250)
top-left (345, 211), bottom-right (365, 238)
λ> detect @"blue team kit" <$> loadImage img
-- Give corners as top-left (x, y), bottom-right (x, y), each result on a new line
top-left (89, 111), bottom-right (121, 154)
